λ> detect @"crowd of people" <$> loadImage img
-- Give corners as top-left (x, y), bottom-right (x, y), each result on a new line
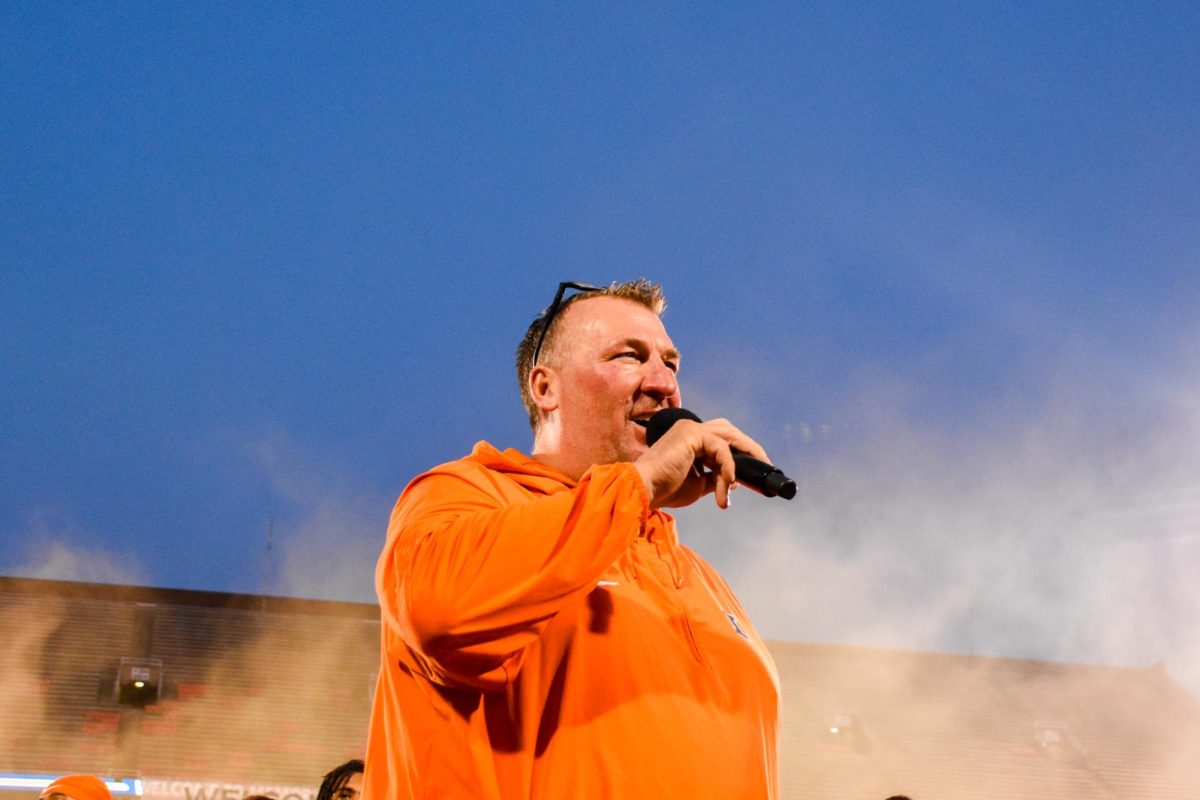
top-left (35, 761), bottom-right (363, 800)
top-left (33, 770), bottom-right (913, 800)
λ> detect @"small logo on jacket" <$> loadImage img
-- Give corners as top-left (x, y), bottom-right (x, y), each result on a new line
top-left (725, 612), bottom-right (749, 639)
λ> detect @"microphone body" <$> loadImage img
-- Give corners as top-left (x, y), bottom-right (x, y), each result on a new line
top-left (643, 408), bottom-right (797, 500)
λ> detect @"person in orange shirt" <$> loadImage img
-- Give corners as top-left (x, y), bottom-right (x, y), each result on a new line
top-left (364, 279), bottom-right (780, 799)
top-left (37, 775), bottom-right (112, 800)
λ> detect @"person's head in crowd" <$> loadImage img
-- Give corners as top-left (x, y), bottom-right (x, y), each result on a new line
top-left (317, 759), bottom-right (364, 800)
top-left (38, 775), bottom-right (112, 800)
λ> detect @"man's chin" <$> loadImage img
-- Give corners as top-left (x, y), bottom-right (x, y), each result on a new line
top-left (619, 438), bottom-right (650, 463)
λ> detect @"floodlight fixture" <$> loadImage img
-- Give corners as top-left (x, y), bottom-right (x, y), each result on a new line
top-left (116, 658), bottom-right (163, 708)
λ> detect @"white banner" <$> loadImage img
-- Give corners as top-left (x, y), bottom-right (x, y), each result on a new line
top-left (141, 780), bottom-right (315, 800)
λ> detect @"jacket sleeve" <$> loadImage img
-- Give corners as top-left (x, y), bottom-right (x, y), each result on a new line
top-left (376, 460), bottom-right (649, 691)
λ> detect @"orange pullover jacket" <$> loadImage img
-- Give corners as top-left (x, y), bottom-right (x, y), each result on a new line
top-left (363, 442), bottom-right (779, 799)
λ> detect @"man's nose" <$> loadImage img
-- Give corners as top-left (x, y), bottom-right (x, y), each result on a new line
top-left (641, 358), bottom-right (678, 398)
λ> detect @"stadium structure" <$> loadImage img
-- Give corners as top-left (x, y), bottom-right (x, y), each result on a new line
top-left (2, 575), bottom-right (1198, 799)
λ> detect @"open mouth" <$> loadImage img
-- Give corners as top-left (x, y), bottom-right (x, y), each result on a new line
top-left (630, 413), bottom-right (661, 444)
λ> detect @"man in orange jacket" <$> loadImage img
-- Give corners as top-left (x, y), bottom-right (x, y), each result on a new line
top-left (364, 279), bottom-right (780, 799)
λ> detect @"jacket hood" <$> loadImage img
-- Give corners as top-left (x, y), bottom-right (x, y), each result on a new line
top-left (464, 441), bottom-right (577, 496)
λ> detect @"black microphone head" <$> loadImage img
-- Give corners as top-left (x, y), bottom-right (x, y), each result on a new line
top-left (644, 407), bottom-right (702, 446)
top-left (764, 471), bottom-right (798, 500)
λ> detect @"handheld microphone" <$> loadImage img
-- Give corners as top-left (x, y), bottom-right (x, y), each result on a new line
top-left (642, 408), bottom-right (797, 500)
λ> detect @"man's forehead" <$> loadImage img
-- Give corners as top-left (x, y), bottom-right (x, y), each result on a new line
top-left (562, 295), bottom-right (671, 339)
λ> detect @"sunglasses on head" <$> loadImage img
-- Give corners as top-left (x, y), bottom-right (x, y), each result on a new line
top-left (531, 281), bottom-right (604, 366)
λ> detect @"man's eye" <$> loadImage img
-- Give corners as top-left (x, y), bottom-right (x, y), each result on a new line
top-left (664, 361), bottom-right (679, 373)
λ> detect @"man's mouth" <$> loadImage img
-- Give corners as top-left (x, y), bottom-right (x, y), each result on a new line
top-left (631, 408), bottom-right (667, 431)
top-left (630, 409), bottom-right (662, 428)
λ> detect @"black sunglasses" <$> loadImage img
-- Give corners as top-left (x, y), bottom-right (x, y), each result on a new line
top-left (531, 281), bottom-right (604, 366)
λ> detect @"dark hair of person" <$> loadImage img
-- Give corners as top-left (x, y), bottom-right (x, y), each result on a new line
top-left (316, 759), bottom-right (364, 800)
top-left (515, 278), bottom-right (667, 432)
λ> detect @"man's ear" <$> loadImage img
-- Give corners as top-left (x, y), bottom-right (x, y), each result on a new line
top-left (529, 364), bottom-right (559, 416)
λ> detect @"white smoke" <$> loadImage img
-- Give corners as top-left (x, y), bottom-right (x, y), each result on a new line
top-left (247, 432), bottom-right (388, 604)
top-left (3, 508), bottom-right (147, 585)
top-left (678, 344), bottom-right (1200, 695)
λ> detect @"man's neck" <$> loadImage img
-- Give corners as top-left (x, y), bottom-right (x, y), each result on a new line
top-left (530, 429), bottom-right (591, 482)
top-left (529, 447), bottom-right (587, 482)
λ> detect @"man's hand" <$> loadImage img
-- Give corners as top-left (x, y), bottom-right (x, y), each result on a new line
top-left (634, 418), bottom-right (772, 509)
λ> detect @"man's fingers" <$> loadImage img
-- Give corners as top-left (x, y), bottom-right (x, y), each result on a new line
top-left (696, 431), bottom-right (738, 510)
top-left (685, 417), bottom-right (769, 464)
top-left (714, 474), bottom-right (729, 509)
top-left (699, 431), bottom-right (738, 483)
top-left (637, 416), bottom-right (772, 509)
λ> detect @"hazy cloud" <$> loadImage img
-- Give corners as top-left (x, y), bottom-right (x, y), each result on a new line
top-left (3, 508), bottom-right (147, 585)
top-left (247, 432), bottom-right (388, 604)
top-left (679, 342), bottom-right (1200, 694)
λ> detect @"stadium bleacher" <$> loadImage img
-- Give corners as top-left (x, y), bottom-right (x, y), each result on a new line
top-left (3, 576), bottom-right (1197, 799)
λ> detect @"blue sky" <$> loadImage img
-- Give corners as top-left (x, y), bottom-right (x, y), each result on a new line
top-left (3, 3), bottom-right (1199, 684)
